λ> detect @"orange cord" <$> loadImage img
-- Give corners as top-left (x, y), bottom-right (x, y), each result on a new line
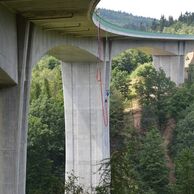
top-left (96, 22), bottom-right (109, 127)
top-left (96, 69), bottom-right (109, 127)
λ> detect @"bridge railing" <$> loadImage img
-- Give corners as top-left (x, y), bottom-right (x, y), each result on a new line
top-left (92, 11), bottom-right (194, 40)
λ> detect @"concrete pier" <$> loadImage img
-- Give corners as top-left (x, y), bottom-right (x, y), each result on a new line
top-left (153, 55), bottom-right (185, 85)
top-left (62, 62), bottom-right (110, 191)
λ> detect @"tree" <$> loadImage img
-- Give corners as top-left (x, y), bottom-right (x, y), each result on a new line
top-left (30, 55), bottom-right (63, 102)
top-left (27, 97), bottom-right (65, 194)
top-left (112, 49), bottom-right (152, 74)
top-left (174, 148), bottom-right (194, 194)
top-left (65, 173), bottom-right (89, 194)
top-left (27, 56), bottom-right (65, 194)
top-left (168, 84), bottom-right (194, 120)
top-left (159, 15), bottom-right (167, 31)
top-left (151, 19), bottom-right (158, 31)
top-left (139, 128), bottom-right (169, 193)
top-left (111, 67), bottom-right (131, 99)
top-left (135, 65), bottom-right (176, 128)
top-left (168, 16), bottom-right (174, 26)
top-left (130, 62), bottom-right (153, 79)
top-left (109, 86), bottom-right (125, 151)
top-left (140, 104), bottom-right (158, 129)
top-left (171, 111), bottom-right (194, 158)
top-left (97, 129), bottom-right (143, 194)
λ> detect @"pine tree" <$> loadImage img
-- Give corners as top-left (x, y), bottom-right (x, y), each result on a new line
top-left (175, 148), bottom-right (194, 194)
top-left (139, 128), bottom-right (169, 193)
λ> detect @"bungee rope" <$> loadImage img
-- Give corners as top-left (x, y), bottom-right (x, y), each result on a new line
top-left (96, 22), bottom-right (109, 127)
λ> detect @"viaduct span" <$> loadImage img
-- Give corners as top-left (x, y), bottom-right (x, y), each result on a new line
top-left (0, 0), bottom-right (194, 193)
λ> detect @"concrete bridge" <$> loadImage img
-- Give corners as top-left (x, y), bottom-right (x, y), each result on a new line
top-left (1, 0), bottom-right (194, 193)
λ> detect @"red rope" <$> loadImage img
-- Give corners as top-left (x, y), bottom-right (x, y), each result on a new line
top-left (96, 23), bottom-right (109, 127)
top-left (96, 69), bottom-right (109, 127)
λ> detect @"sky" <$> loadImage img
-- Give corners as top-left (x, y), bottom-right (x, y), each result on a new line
top-left (97, 0), bottom-right (194, 19)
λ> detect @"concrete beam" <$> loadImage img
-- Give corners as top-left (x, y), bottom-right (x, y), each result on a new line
top-left (111, 39), bottom-right (186, 58)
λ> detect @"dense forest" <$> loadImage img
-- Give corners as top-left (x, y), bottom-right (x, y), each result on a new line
top-left (98, 8), bottom-right (194, 34)
top-left (27, 9), bottom-right (194, 194)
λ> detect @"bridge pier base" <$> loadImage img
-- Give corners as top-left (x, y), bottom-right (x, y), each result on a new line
top-left (0, 16), bottom-right (33, 194)
top-left (0, 76), bottom-right (31, 194)
top-left (0, 87), bottom-right (24, 194)
top-left (153, 55), bottom-right (185, 85)
top-left (62, 62), bottom-right (110, 192)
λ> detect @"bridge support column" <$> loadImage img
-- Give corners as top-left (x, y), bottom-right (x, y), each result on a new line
top-left (62, 61), bottom-right (110, 192)
top-left (0, 85), bottom-right (29, 194)
top-left (0, 16), bottom-right (33, 194)
top-left (153, 55), bottom-right (185, 85)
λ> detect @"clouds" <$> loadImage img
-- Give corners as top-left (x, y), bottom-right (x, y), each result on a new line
top-left (97, 0), bottom-right (194, 19)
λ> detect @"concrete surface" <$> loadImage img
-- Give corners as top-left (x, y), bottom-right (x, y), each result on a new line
top-left (0, 4), bottom-right (18, 86)
top-left (62, 62), bottom-right (110, 191)
top-left (153, 55), bottom-right (185, 85)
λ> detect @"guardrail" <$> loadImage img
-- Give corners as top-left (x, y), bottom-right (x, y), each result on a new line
top-left (92, 11), bottom-right (194, 40)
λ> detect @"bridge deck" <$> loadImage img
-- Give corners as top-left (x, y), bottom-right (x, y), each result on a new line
top-left (1, 0), bottom-right (194, 40)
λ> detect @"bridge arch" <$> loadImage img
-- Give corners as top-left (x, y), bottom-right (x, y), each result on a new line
top-left (26, 25), bottom-right (109, 192)
top-left (30, 25), bottom-right (100, 68)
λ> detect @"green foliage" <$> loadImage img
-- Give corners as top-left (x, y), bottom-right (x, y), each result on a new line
top-left (174, 148), bottom-right (194, 194)
top-left (112, 49), bottom-right (152, 74)
top-left (151, 12), bottom-right (194, 33)
top-left (27, 97), bottom-right (65, 194)
top-left (168, 84), bottom-right (194, 120)
top-left (109, 151), bottom-right (141, 194)
top-left (178, 12), bottom-right (194, 25)
top-left (111, 67), bottom-right (131, 99)
top-left (27, 56), bottom-right (64, 194)
top-left (136, 65), bottom-right (176, 128)
top-left (99, 9), bottom-right (194, 35)
top-left (188, 64), bottom-right (194, 83)
top-left (171, 111), bottom-right (194, 158)
top-left (139, 128), bottom-right (169, 193)
top-left (130, 62), bottom-right (153, 79)
top-left (140, 104), bottom-right (158, 129)
top-left (109, 86), bottom-right (125, 151)
top-left (170, 103), bottom-right (194, 192)
top-left (98, 8), bottom-right (155, 31)
top-left (97, 129), bottom-right (143, 194)
top-left (30, 55), bottom-right (63, 102)
top-left (108, 49), bottom-right (173, 194)
top-left (163, 22), bottom-right (194, 35)
top-left (98, 128), bottom-right (170, 194)
top-left (65, 173), bottom-right (89, 194)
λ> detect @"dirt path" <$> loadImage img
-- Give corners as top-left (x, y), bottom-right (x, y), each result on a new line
top-left (124, 107), bottom-right (142, 131)
top-left (132, 108), bottom-right (142, 130)
top-left (163, 119), bottom-right (176, 183)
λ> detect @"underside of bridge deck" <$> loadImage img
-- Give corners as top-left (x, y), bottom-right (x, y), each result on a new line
top-left (0, 0), bottom-right (100, 37)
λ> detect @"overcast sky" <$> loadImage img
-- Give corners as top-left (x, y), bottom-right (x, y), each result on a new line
top-left (97, 0), bottom-right (194, 19)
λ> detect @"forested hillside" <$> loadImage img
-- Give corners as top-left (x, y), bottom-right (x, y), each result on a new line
top-left (98, 8), bottom-right (155, 31)
top-left (98, 8), bottom-right (194, 34)
top-left (27, 9), bottom-right (194, 194)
